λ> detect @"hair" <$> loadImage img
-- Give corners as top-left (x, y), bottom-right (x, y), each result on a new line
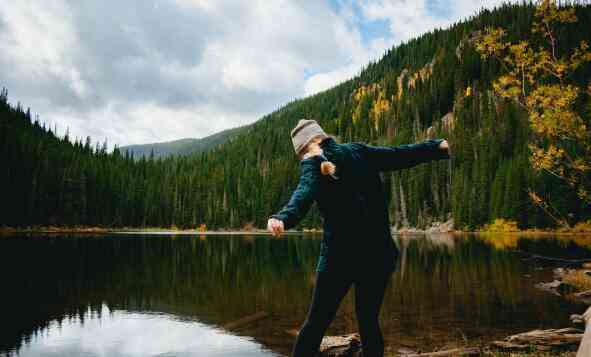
top-left (300, 135), bottom-right (337, 178)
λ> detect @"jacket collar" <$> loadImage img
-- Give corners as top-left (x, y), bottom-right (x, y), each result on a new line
top-left (319, 136), bottom-right (342, 164)
top-left (320, 136), bottom-right (336, 149)
top-left (300, 137), bottom-right (336, 166)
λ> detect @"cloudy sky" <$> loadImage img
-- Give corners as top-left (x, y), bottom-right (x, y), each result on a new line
top-left (0, 0), bottom-right (515, 148)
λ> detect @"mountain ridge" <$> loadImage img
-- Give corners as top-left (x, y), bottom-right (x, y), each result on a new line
top-left (119, 125), bottom-right (247, 159)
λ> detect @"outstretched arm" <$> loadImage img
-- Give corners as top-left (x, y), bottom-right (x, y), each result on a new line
top-left (358, 139), bottom-right (450, 172)
top-left (268, 156), bottom-right (322, 235)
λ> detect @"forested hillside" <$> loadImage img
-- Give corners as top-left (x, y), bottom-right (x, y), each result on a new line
top-left (119, 126), bottom-right (246, 159)
top-left (1, 2), bottom-right (590, 230)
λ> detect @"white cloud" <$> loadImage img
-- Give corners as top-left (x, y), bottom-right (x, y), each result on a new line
top-left (302, 1), bottom-right (391, 96)
top-left (0, 0), bottom-right (522, 147)
top-left (303, 0), bottom-right (521, 96)
top-left (0, 2), bottom-right (87, 102)
top-left (360, 0), bottom-right (516, 46)
top-left (362, 0), bottom-right (449, 44)
top-left (0, 0), bottom-right (367, 147)
top-left (304, 35), bottom-right (390, 96)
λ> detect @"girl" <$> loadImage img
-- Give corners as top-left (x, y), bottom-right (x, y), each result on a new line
top-left (268, 119), bottom-right (450, 357)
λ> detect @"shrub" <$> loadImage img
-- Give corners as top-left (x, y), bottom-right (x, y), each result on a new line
top-left (571, 220), bottom-right (591, 233)
top-left (482, 219), bottom-right (520, 232)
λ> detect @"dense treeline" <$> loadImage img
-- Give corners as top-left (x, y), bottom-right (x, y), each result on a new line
top-left (1, 3), bottom-right (590, 230)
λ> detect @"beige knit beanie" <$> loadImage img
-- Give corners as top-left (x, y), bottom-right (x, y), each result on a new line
top-left (290, 119), bottom-right (328, 156)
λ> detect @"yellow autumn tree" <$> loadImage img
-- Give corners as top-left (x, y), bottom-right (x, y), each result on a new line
top-left (475, 0), bottom-right (591, 225)
top-left (351, 83), bottom-right (390, 131)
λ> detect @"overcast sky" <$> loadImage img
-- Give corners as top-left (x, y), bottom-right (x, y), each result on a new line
top-left (0, 0), bottom-right (515, 148)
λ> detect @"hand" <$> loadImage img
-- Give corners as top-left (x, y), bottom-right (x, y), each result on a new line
top-left (438, 140), bottom-right (449, 151)
top-left (267, 218), bottom-right (284, 237)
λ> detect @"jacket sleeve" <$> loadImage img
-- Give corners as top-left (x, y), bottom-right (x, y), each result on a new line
top-left (269, 156), bottom-right (322, 230)
top-left (357, 139), bottom-right (450, 172)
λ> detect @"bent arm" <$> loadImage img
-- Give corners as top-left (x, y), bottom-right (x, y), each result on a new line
top-left (360, 139), bottom-right (450, 171)
top-left (269, 157), bottom-right (322, 230)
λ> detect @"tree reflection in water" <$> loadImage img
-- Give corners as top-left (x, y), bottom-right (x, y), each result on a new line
top-left (0, 233), bottom-right (589, 356)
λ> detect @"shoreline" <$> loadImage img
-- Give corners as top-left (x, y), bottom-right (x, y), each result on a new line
top-left (0, 226), bottom-right (324, 236)
top-left (1, 225), bottom-right (590, 236)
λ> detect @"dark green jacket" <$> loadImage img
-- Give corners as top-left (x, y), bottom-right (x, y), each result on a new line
top-left (271, 137), bottom-right (450, 273)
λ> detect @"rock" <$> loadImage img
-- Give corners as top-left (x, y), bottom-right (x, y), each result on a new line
top-left (284, 331), bottom-right (363, 356)
top-left (398, 347), bottom-right (418, 355)
top-left (535, 280), bottom-right (577, 296)
top-left (536, 280), bottom-right (564, 295)
top-left (319, 333), bottom-right (362, 357)
top-left (572, 314), bottom-right (585, 324)
top-left (425, 219), bottom-right (455, 234)
top-left (455, 31), bottom-right (483, 61)
top-left (554, 268), bottom-right (567, 277)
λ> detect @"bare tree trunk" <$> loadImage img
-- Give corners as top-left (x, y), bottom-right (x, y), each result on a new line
top-left (399, 182), bottom-right (409, 228)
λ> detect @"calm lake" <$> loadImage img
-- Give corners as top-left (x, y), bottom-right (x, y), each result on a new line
top-left (1, 232), bottom-right (591, 356)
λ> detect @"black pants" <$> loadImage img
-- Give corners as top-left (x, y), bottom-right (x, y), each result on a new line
top-left (291, 268), bottom-right (393, 357)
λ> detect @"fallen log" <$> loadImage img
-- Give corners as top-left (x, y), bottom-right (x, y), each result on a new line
top-left (285, 329), bottom-right (299, 337)
top-left (574, 290), bottom-right (591, 305)
top-left (574, 290), bottom-right (591, 299)
top-left (517, 251), bottom-right (591, 265)
top-left (491, 327), bottom-right (582, 351)
top-left (222, 311), bottom-right (268, 329)
top-left (400, 347), bottom-right (481, 356)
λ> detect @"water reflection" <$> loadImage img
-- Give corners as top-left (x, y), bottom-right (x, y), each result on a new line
top-left (15, 304), bottom-right (278, 357)
top-left (388, 233), bottom-right (584, 350)
top-left (0, 233), bottom-right (590, 356)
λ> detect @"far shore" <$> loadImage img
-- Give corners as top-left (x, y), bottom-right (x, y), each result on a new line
top-left (0, 226), bottom-right (310, 236)
top-left (1, 225), bottom-right (590, 236)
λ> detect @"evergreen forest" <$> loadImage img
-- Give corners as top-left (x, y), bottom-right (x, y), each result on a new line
top-left (1, 2), bottom-right (590, 230)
